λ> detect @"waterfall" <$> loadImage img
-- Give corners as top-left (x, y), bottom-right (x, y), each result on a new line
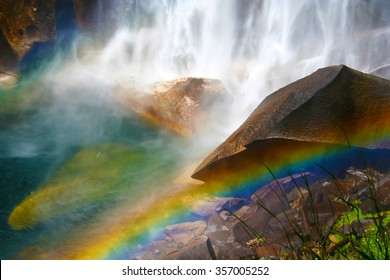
top-left (81, 0), bottom-right (390, 131)
top-left (1, 0), bottom-right (390, 259)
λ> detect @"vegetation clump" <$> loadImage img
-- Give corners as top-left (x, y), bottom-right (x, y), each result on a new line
top-left (235, 161), bottom-right (390, 260)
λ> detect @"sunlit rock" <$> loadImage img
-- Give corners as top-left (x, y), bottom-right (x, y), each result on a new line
top-left (8, 143), bottom-right (143, 230)
top-left (255, 244), bottom-right (281, 260)
top-left (117, 77), bottom-right (227, 137)
top-left (204, 212), bottom-right (236, 258)
top-left (0, 0), bottom-right (56, 60)
top-left (192, 65), bottom-right (390, 181)
top-left (162, 235), bottom-right (217, 260)
top-left (131, 221), bottom-right (211, 260)
top-left (0, 71), bottom-right (17, 88)
top-left (164, 220), bottom-right (208, 246)
top-left (190, 196), bottom-right (248, 217)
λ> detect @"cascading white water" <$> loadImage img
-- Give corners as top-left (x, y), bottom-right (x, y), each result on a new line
top-left (2, 0), bottom-right (390, 259)
top-left (73, 0), bottom-right (390, 138)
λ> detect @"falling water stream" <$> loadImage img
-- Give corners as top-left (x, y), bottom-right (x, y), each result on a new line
top-left (1, 0), bottom-right (390, 259)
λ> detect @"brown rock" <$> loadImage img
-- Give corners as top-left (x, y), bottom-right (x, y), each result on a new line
top-left (192, 65), bottom-right (390, 181)
top-left (255, 244), bottom-right (281, 259)
top-left (379, 177), bottom-right (390, 209)
top-left (131, 240), bottom-right (180, 260)
top-left (190, 196), bottom-right (248, 217)
top-left (216, 241), bottom-right (254, 260)
top-left (305, 201), bottom-right (348, 227)
top-left (361, 179), bottom-right (390, 213)
top-left (205, 212), bottom-right (235, 249)
top-left (341, 219), bottom-right (375, 237)
top-left (0, 0), bottom-right (56, 60)
top-left (206, 230), bottom-right (232, 247)
top-left (0, 29), bottom-right (18, 71)
top-left (250, 173), bottom-right (318, 214)
top-left (0, 70), bottom-right (17, 88)
top-left (232, 204), bottom-right (273, 243)
top-left (117, 77), bottom-right (227, 137)
top-left (263, 209), bottom-right (309, 243)
top-left (251, 182), bottom-right (289, 215)
top-left (164, 220), bottom-right (207, 245)
top-left (162, 235), bottom-right (217, 260)
top-left (308, 179), bottom-right (352, 204)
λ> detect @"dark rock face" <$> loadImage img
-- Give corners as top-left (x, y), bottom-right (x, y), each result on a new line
top-left (0, 0), bottom-right (56, 61)
top-left (0, 29), bottom-right (18, 72)
top-left (192, 65), bottom-right (390, 181)
top-left (118, 77), bottom-right (227, 137)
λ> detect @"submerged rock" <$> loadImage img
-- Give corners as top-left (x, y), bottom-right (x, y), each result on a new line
top-left (117, 77), bottom-right (227, 137)
top-left (8, 143), bottom-right (143, 229)
top-left (192, 65), bottom-right (390, 181)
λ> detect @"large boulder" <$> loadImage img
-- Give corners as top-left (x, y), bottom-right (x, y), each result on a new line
top-left (0, 0), bottom-right (56, 61)
top-left (192, 65), bottom-right (390, 181)
top-left (117, 77), bottom-right (227, 137)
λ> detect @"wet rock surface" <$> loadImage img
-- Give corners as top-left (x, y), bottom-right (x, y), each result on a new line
top-left (133, 168), bottom-right (390, 259)
top-left (117, 77), bottom-right (228, 137)
top-left (0, 0), bottom-right (56, 60)
top-left (192, 65), bottom-right (390, 181)
top-left (190, 196), bottom-right (248, 217)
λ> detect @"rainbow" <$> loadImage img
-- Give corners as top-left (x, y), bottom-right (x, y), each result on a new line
top-left (12, 129), bottom-right (389, 259)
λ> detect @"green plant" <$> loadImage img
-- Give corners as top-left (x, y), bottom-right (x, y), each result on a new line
top-left (233, 158), bottom-right (389, 260)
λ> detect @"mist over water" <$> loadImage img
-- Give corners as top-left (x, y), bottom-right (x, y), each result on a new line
top-left (1, 0), bottom-right (390, 259)
top-left (63, 0), bottom-right (390, 132)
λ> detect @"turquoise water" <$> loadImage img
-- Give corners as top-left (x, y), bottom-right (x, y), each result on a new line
top-left (0, 71), bottom-right (187, 258)
top-left (1, 0), bottom-right (390, 259)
